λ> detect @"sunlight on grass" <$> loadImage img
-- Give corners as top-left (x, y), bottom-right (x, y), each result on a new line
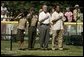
top-left (1, 40), bottom-right (83, 56)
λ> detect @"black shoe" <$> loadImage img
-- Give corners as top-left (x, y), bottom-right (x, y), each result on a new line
top-left (18, 48), bottom-right (25, 50)
top-left (40, 47), bottom-right (44, 50)
top-left (44, 48), bottom-right (48, 50)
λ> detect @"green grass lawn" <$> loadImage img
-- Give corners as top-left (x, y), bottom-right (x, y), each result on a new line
top-left (1, 40), bottom-right (83, 56)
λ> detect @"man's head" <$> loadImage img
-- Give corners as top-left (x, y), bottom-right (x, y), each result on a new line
top-left (29, 7), bottom-right (35, 14)
top-left (1, 3), bottom-right (5, 7)
top-left (42, 5), bottom-right (47, 12)
top-left (55, 5), bottom-right (60, 12)
top-left (56, 5), bottom-right (60, 12)
top-left (66, 7), bottom-right (70, 12)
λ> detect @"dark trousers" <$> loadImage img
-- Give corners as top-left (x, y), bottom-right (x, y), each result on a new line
top-left (39, 25), bottom-right (50, 48)
top-left (17, 29), bottom-right (24, 42)
top-left (28, 26), bottom-right (36, 48)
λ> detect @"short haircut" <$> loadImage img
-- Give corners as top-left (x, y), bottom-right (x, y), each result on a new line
top-left (53, 3), bottom-right (60, 11)
top-left (42, 4), bottom-right (47, 8)
top-left (29, 7), bottom-right (35, 12)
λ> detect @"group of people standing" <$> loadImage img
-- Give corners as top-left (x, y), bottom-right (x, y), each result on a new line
top-left (16, 4), bottom-right (64, 51)
top-left (1, 2), bottom-right (83, 51)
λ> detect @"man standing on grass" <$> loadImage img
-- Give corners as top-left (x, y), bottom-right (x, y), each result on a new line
top-left (39, 4), bottom-right (51, 50)
top-left (51, 4), bottom-right (64, 50)
top-left (27, 7), bottom-right (38, 50)
top-left (16, 12), bottom-right (27, 50)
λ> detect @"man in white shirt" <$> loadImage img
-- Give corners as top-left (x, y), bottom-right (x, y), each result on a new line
top-left (51, 4), bottom-right (64, 50)
top-left (39, 5), bottom-right (51, 50)
top-left (1, 3), bottom-right (8, 20)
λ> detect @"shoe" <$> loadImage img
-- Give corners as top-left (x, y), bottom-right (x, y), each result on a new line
top-left (58, 48), bottom-right (63, 50)
top-left (40, 47), bottom-right (44, 50)
top-left (52, 48), bottom-right (55, 50)
top-left (55, 47), bottom-right (58, 50)
top-left (18, 48), bottom-right (25, 50)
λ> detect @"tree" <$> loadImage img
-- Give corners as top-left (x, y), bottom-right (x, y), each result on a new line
top-left (1, 1), bottom-right (83, 17)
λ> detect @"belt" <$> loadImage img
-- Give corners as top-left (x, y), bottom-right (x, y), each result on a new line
top-left (41, 23), bottom-right (49, 26)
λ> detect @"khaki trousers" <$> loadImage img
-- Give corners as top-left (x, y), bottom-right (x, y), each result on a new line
top-left (52, 30), bottom-right (63, 49)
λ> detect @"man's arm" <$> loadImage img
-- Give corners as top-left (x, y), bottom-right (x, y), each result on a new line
top-left (51, 13), bottom-right (63, 25)
top-left (27, 13), bottom-right (32, 19)
top-left (39, 13), bottom-right (49, 23)
top-left (14, 13), bottom-right (23, 21)
top-left (52, 15), bottom-right (62, 22)
top-left (15, 13), bottom-right (22, 19)
top-left (40, 17), bottom-right (49, 23)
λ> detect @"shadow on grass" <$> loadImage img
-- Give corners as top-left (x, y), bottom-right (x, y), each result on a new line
top-left (23, 47), bottom-right (69, 51)
top-left (1, 54), bottom-right (37, 56)
top-left (1, 54), bottom-right (14, 56)
top-left (63, 48), bottom-right (69, 50)
top-left (20, 55), bottom-right (38, 56)
top-left (47, 48), bottom-right (69, 50)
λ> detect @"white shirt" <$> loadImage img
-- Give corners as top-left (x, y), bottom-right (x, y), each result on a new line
top-left (39, 11), bottom-right (51, 24)
top-left (51, 11), bottom-right (64, 30)
top-left (1, 6), bottom-right (8, 13)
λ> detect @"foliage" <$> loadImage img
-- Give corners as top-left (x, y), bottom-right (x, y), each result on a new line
top-left (1, 1), bottom-right (83, 16)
